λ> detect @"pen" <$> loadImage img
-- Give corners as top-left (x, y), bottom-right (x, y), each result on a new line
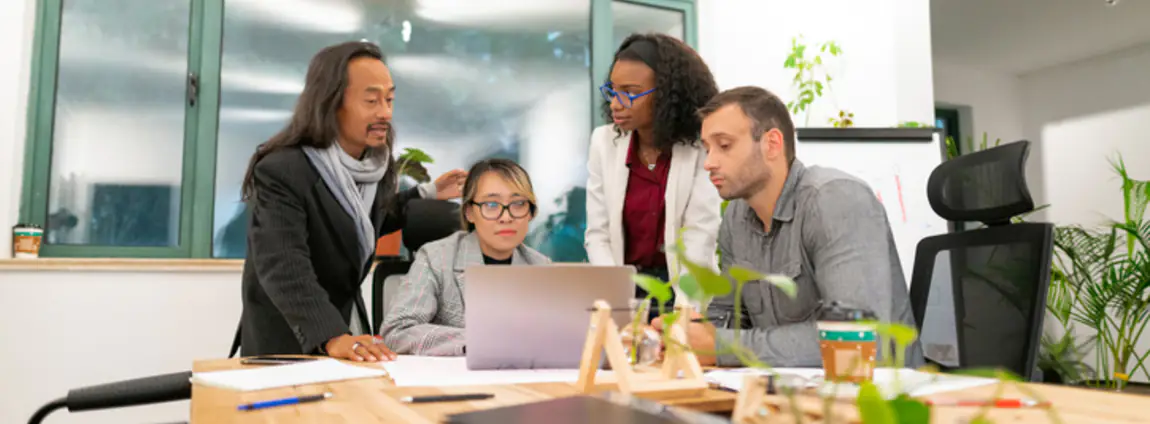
top-left (237, 393), bottom-right (332, 411)
top-left (924, 398), bottom-right (1050, 408)
top-left (401, 393), bottom-right (494, 403)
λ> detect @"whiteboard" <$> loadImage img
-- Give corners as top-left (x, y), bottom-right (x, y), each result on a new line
top-left (794, 128), bottom-right (949, 285)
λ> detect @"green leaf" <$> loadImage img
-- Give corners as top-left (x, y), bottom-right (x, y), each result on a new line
top-left (969, 418), bottom-right (995, 424)
top-left (765, 275), bottom-right (797, 298)
top-left (889, 395), bottom-right (930, 423)
top-left (950, 368), bottom-right (1022, 382)
top-left (826, 74), bottom-right (833, 82)
top-left (399, 147), bottom-right (434, 164)
top-left (728, 266), bottom-right (764, 283)
top-left (677, 273), bottom-right (703, 302)
top-left (682, 258), bottom-right (730, 297)
top-left (814, 55), bottom-right (823, 65)
top-left (815, 81), bottom-right (824, 96)
top-left (871, 322), bottom-right (918, 347)
top-left (856, 381), bottom-right (896, 424)
top-left (632, 274), bottom-right (671, 305)
top-left (784, 56), bottom-right (796, 68)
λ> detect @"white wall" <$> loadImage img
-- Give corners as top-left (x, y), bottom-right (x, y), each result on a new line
top-left (1021, 41), bottom-right (1150, 227)
top-left (0, 0), bottom-right (36, 259)
top-left (0, 269), bottom-right (242, 424)
top-left (699, 0), bottom-right (936, 127)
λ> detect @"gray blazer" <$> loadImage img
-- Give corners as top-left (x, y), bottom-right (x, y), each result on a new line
top-left (381, 231), bottom-right (551, 355)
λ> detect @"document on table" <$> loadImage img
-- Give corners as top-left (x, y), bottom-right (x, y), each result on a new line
top-left (382, 355), bottom-right (613, 387)
top-left (191, 359), bottom-right (388, 391)
top-left (704, 367), bottom-right (997, 399)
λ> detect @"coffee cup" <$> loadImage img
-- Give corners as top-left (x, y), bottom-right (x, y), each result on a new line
top-left (816, 301), bottom-right (877, 383)
top-left (12, 223), bottom-right (44, 258)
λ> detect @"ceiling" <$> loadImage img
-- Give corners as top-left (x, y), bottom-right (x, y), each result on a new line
top-left (931, 0), bottom-right (1150, 74)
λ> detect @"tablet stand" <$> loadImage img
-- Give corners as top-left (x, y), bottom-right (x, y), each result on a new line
top-left (574, 300), bottom-right (708, 400)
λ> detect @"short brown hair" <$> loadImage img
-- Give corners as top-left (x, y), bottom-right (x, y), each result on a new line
top-left (459, 158), bottom-right (537, 230)
top-left (697, 86), bottom-right (795, 165)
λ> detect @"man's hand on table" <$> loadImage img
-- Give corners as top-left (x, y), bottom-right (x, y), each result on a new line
top-left (325, 335), bottom-right (397, 362)
top-left (651, 310), bottom-right (718, 366)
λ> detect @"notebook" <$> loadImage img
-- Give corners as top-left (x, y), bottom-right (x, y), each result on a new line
top-left (190, 359), bottom-right (388, 391)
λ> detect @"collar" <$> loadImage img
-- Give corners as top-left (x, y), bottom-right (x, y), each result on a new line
top-left (452, 231), bottom-right (528, 272)
top-left (743, 158), bottom-right (807, 228)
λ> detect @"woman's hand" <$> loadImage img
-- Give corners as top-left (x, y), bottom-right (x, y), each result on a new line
top-left (325, 335), bottom-right (397, 362)
top-left (433, 169), bottom-right (468, 200)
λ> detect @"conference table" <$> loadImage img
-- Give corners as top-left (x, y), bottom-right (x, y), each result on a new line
top-left (190, 358), bottom-right (1150, 423)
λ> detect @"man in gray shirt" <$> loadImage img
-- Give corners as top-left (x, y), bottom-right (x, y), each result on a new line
top-left (667, 86), bottom-right (921, 368)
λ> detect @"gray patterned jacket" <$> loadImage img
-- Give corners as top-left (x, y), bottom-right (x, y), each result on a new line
top-left (380, 231), bottom-right (550, 355)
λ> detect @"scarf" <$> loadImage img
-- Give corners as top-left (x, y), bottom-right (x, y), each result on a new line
top-left (302, 143), bottom-right (389, 265)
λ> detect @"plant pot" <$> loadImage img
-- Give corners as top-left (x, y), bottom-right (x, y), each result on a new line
top-left (376, 230), bottom-right (402, 257)
top-left (1075, 380), bottom-right (1150, 395)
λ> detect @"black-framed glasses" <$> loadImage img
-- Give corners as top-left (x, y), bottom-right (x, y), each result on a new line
top-left (470, 200), bottom-right (535, 220)
top-left (599, 84), bottom-right (656, 109)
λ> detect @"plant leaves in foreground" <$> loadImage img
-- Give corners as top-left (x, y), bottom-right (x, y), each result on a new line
top-left (889, 394), bottom-right (929, 423)
top-left (857, 381), bottom-right (896, 424)
top-left (632, 274), bottom-right (671, 305)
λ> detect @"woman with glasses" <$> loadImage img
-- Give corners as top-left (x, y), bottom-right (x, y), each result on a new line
top-left (381, 158), bottom-right (550, 356)
top-left (585, 33), bottom-right (721, 321)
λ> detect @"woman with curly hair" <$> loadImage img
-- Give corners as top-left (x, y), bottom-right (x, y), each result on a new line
top-left (585, 33), bottom-right (722, 319)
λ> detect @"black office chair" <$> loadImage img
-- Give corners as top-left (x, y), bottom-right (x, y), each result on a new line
top-left (908, 140), bottom-right (1053, 382)
top-left (371, 198), bottom-right (463, 334)
top-left (29, 371), bottom-right (191, 424)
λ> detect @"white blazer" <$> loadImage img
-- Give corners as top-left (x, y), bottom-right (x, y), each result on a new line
top-left (584, 125), bottom-right (722, 303)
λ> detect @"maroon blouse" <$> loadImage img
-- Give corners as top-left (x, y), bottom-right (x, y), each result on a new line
top-left (622, 133), bottom-right (671, 269)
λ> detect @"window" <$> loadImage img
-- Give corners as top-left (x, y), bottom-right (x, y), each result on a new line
top-left (21, 0), bottom-right (698, 259)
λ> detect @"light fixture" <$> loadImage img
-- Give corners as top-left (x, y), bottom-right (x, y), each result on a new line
top-left (402, 20), bottom-right (412, 43)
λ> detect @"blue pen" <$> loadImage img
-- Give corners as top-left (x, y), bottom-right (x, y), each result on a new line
top-left (237, 392), bottom-right (332, 411)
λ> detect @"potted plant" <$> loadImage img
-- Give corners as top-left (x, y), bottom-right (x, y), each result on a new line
top-left (1050, 155), bottom-right (1150, 390)
top-left (376, 147), bottom-right (435, 257)
top-left (784, 35), bottom-right (851, 127)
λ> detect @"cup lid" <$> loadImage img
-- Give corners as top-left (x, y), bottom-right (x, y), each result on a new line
top-left (13, 223), bottom-right (43, 230)
top-left (817, 301), bottom-right (876, 322)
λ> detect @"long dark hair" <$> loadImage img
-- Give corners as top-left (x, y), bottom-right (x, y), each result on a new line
top-left (241, 41), bottom-right (395, 201)
top-left (601, 33), bottom-right (718, 151)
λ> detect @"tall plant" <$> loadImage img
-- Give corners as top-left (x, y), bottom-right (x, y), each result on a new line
top-left (1051, 155), bottom-right (1150, 387)
top-left (783, 35), bottom-right (849, 127)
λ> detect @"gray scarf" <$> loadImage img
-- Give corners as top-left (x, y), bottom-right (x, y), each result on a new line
top-left (302, 143), bottom-right (389, 265)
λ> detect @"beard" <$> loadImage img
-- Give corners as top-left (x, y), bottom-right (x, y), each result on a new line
top-left (719, 148), bottom-right (771, 200)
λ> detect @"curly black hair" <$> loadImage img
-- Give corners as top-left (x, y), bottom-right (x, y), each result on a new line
top-left (602, 33), bottom-right (718, 151)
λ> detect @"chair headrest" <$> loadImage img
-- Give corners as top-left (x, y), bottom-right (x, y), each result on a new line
top-left (926, 140), bottom-right (1035, 225)
top-left (402, 199), bottom-right (463, 252)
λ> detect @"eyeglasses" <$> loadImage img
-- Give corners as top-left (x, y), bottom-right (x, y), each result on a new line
top-left (470, 200), bottom-right (534, 221)
top-left (599, 84), bottom-right (656, 109)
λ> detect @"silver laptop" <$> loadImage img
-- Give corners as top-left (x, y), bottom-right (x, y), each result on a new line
top-left (464, 264), bottom-right (635, 370)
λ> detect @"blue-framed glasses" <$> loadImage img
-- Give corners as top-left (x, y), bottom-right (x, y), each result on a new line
top-left (599, 84), bottom-right (656, 109)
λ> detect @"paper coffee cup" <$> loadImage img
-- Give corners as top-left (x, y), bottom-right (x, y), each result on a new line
top-left (12, 224), bottom-right (44, 259)
top-left (817, 321), bottom-right (877, 383)
top-left (817, 301), bottom-right (878, 383)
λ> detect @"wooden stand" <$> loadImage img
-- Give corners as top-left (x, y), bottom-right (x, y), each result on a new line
top-left (731, 375), bottom-right (861, 424)
top-left (574, 300), bottom-right (708, 400)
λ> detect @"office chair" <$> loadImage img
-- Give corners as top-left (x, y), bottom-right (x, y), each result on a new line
top-left (908, 140), bottom-right (1053, 382)
top-left (371, 198), bottom-right (463, 333)
top-left (28, 371), bottom-right (191, 424)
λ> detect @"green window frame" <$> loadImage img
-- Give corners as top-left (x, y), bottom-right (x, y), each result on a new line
top-left (18, 0), bottom-right (697, 259)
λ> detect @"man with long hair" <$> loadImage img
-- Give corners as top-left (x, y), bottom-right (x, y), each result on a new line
top-left (236, 41), bottom-right (466, 362)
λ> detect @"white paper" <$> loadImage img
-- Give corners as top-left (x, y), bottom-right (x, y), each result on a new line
top-left (191, 359), bottom-right (388, 391)
top-left (704, 367), bottom-right (996, 399)
top-left (382, 355), bottom-right (612, 387)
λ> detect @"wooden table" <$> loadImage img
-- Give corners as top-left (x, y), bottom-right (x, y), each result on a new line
top-left (190, 358), bottom-right (736, 423)
top-left (191, 358), bottom-right (1150, 423)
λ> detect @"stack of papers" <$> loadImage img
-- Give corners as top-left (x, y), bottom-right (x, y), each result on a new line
top-left (191, 359), bottom-right (388, 391)
top-left (383, 356), bottom-right (612, 387)
top-left (704, 367), bottom-right (997, 399)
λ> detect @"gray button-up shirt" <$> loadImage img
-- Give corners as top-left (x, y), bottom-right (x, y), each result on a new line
top-left (710, 159), bottom-right (922, 367)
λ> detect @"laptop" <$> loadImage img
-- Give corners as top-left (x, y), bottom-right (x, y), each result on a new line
top-left (464, 264), bottom-right (635, 370)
